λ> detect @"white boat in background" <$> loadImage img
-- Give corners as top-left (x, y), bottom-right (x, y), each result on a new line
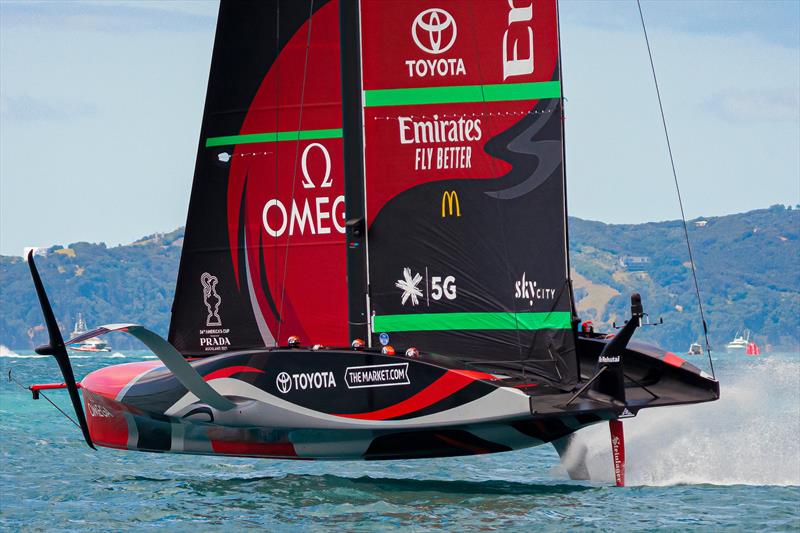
top-left (726, 330), bottom-right (750, 351)
top-left (688, 342), bottom-right (702, 355)
top-left (68, 314), bottom-right (111, 353)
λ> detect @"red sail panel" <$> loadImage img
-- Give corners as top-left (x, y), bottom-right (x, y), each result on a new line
top-left (360, 0), bottom-right (559, 223)
top-left (225, 1), bottom-right (347, 348)
top-left (169, 1), bottom-right (348, 356)
top-left (358, 0), bottom-right (576, 387)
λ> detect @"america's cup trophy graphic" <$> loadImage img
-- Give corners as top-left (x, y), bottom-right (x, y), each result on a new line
top-left (201, 272), bottom-right (222, 327)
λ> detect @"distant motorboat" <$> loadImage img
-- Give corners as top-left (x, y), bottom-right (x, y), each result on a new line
top-left (69, 314), bottom-right (111, 353)
top-left (688, 342), bottom-right (702, 355)
top-left (726, 330), bottom-right (750, 351)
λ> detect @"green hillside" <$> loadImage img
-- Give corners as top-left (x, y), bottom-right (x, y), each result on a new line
top-left (0, 229), bottom-right (184, 351)
top-left (1, 206), bottom-right (797, 353)
top-left (569, 204), bottom-right (799, 351)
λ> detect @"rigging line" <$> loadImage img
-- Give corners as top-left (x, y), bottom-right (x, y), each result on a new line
top-left (272, 2), bottom-right (281, 345)
top-left (39, 390), bottom-right (82, 430)
top-left (555, 1), bottom-right (580, 328)
top-left (278, 0), bottom-right (315, 343)
top-left (7, 371), bottom-right (81, 429)
top-left (636, 0), bottom-right (715, 379)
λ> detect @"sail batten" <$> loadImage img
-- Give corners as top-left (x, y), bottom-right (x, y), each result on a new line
top-left (374, 311), bottom-right (573, 332)
top-left (206, 128), bottom-right (344, 147)
top-left (363, 81), bottom-right (562, 107)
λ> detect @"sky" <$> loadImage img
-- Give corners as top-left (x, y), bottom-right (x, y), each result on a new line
top-left (1, 0), bottom-right (798, 256)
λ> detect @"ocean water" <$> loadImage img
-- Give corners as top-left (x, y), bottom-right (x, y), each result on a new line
top-left (1, 349), bottom-right (798, 531)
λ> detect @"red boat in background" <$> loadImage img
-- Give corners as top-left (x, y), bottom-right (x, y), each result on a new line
top-left (746, 341), bottom-right (761, 356)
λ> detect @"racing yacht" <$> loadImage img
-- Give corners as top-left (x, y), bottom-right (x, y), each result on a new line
top-left (27, 0), bottom-right (718, 486)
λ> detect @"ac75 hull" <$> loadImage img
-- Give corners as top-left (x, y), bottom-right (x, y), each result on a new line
top-left (79, 337), bottom-right (719, 460)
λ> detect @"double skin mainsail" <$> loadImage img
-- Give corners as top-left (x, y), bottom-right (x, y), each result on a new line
top-left (170, 0), bottom-right (576, 390)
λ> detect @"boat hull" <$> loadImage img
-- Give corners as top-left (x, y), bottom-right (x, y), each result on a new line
top-left (79, 340), bottom-right (718, 460)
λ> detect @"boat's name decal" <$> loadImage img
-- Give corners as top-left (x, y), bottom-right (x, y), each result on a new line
top-left (87, 400), bottom-right (113, 418)
top-left (344, 363), bottom-right (410, 389)
top-left (598, 355), bottom-right (620, 364)
top-left (275, 371), bottom-right (336, 394)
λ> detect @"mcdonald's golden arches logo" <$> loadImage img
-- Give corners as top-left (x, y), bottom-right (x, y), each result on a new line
top-left (441, 190), bottom-right (461, 218)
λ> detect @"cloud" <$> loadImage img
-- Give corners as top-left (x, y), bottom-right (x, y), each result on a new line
top-left (707, 88), bottom-right (800, 123)
top-left (0, 1), bottom-right (217, 33)
top-left (0, 95), bottom-right (99, 122)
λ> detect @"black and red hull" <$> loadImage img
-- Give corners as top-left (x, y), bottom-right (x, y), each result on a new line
top-left (78, 336), bottom-right (718, 460)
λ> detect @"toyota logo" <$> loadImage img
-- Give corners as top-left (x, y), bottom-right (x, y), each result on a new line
top-left (276, 372), bottom-right (292, 394)
top-left (412, 8), bottom-right (457, 55)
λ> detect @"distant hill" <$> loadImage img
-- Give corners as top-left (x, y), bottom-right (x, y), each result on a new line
top-left (1, 206), bottom-right (797, 352)
top-left (0, 228), bottom-right (184, 351)
top-left (569, 204), bottom-right (799, 351)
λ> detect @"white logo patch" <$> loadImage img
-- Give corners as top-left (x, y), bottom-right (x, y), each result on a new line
top-left (396, 267), bottom-right (423, 306)
top-left (201, 272), bottom-right (222, 327)
top-left (276, 372), bottom-right (292, 394)
top-left (345, 363), bottom-right (411, 389)
top-left (276, 371), bottom-right (336, 394)
top-left (199, 272), bottom-right (231, 352)
top-left (412, 8), bottom-right (457, 55)
top-left (514, 272), bottom-right (557, 306)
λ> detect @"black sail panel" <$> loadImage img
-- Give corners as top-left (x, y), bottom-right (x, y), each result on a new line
top-left (357, 0), bottom-right (577, 388)
top-left (169, 0), bottom-right (348, 356)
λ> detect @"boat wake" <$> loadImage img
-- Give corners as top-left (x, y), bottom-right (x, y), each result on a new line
top-left (0, 345), bottom-right (22, 357)
top-left (568, 355), bottom-right (800, 486)
top-left (0, 345), bottom-right (47, 359)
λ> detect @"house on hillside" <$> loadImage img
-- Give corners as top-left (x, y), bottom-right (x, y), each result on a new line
top-left (619, 255), bottom-right (650, 271)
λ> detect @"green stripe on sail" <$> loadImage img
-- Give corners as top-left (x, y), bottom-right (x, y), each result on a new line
top-left (363, 81), bottom-right (561, 107)
top-left (205, 128), bottom-right (343, 147)
top-left (373, 311), bottom-right (572, 332)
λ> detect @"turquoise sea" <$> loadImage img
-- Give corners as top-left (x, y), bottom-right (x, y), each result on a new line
top-left (1, 349), bottom-right (798, 531)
